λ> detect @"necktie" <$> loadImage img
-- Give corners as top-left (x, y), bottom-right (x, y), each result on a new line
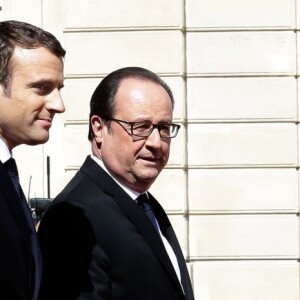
top-left (4, 157), bottom-right (22, 198)
top-left (4, 157), bottom-right (42, 300)
top-left (137, 193), bottom-right (160, 232)
top-left (4, 157), bottom-right (36, 231)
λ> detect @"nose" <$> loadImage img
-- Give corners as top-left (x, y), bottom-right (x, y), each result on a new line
top-left (46, 90), bottom-right (65, 113)
top-left (145, 127), bottom-right (162, 148)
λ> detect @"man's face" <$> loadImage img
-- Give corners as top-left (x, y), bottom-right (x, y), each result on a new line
top-left (98, 78), bottom-right (173, 192)
top-left (0, 46), bottom-right (65, 149)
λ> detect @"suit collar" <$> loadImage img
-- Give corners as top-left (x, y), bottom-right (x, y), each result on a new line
top-left (80, 156), bottom-right (118, 197)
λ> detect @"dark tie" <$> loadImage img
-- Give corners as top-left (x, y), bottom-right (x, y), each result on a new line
top-left (4, 157), bottom-right (22, 198)
top-left (4, 157), bottom-right (42, 300)
top-left (137, 193), bottom-right (160, 232)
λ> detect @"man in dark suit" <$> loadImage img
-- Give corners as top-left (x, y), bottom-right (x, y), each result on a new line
top-left (0, 20), bottom-right (66, 300)
top-left (38, 67), bottom-right (195, 300)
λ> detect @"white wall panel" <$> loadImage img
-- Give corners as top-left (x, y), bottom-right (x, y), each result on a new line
top-left (64, 78), bottom-right (100, 122)
top-left (187, 77), bottom-right (297, 121)
top-left (296, 0), bottom-right (300, 30)
top-left (189, 169), bottom-right (298, 213)
top-left (193, 261), bottom-right (299, 300)
top-left (187, 32), bottom-right (296, 75)
top-left (14, 145), bottom-right (44, 200)
top-left (64, 0), bottom-right (183, 29)
top-left (297, 33), bottom-right (300, 75)
top-left (3, 0), bottom-right (41, 26)
top-left (64, 31), bottom-right (183, 76)
top-left (169, 215), bottom-right (187, 257)
top-left (190, 215), bottom-right (299, 259)
top-left (186, 0), bottom-right (295, 29)
top-left (150, 168), bottom-right (186, 212)
top-left (0, 0), bottom-right (3, 21)
top-left (42, 0), bottom-right (66, 43)
top-left (64, 124), bottom-right (91, 168)
top-left (188, 124), bottom-right (298, 167)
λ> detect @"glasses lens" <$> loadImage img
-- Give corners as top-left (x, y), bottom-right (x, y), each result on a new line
top-left (158, 125), bottom-right (171, 137)
top-left (169, 124), bottom-right (180, 138)
top-left (132, 122), bottom-right (152, 137)
top-left (160, 124), bottom-right (180, 138)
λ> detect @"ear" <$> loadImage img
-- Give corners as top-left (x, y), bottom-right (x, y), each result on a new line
top-left (91, 115), bottom-right (105, 143)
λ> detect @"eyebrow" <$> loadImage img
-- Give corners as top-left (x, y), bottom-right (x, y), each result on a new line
top-left (28, 79), bottom-right (64, 89)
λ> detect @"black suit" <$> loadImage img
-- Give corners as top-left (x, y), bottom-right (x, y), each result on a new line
top-left (38, 156), bottom-right (194, 300)
top-left (0, 160), bottom-right (41, 300)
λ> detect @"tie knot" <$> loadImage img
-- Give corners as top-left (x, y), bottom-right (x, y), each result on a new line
top-left (137, 193), bottom-right (153, 211)
top-left (136, 193), bottom-right (160, 232)
top-left (136, 193), bottom-right (149, 205)
top-left (4, 158), bottom-right (19, 176)
top-left (137, 193), bottom-right (155, 214)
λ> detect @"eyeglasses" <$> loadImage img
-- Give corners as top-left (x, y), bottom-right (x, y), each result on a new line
top-left (110, 118), bottom-right (180, 138)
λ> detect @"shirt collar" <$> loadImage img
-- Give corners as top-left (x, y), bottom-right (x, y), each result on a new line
top-left (0, 138), bottom-right (11, 163)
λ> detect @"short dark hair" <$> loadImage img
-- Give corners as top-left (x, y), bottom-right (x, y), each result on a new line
top-left (0, 20), bottom-right (66, 95)
top-left (88, 66), bottom-right (174, 141)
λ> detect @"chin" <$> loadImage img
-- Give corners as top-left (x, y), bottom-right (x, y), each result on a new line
top-left (139, 171), bottom-right (160, 184)
top-left (27, 135), bottom-right (50, 146)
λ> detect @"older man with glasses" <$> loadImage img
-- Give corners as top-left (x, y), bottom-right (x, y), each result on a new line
top-left (38, 67), bottom-right (195, 300)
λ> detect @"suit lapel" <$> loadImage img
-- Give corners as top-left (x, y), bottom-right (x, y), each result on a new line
top-left (151, 194), bottom-right (194, 300)
top-left (81, 156), bottom-right (185, 297)
top-left (115, 187), bottom-right (182, 281)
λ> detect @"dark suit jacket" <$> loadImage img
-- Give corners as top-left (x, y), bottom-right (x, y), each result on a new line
top-left (38, 156), bottom-right (194, 300)
top-left (0, 161), bottom-right (41, 300)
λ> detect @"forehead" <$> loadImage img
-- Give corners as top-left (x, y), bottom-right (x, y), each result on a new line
top-left (115, 78), bottom-right (172, 113)
top-left (10, 46), bottom-right (63, 79)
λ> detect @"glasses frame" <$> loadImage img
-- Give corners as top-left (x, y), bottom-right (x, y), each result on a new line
top-left (109, 118), bottom-right (180, 139)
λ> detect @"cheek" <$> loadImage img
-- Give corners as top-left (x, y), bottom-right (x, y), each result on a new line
top-left (0, 101), bottom-right (20, 125)
top-left (102, 138), bottom-right (129, 165)
top-left (162, 141), bottom-right (171, 155)
top-left (102, 131), bottom-right (145, 164)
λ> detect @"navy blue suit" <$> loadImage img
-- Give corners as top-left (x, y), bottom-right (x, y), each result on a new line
top-left (38, 156), bottom-right (194, 300)
top-left (0, 161), bottom-right (41, 300)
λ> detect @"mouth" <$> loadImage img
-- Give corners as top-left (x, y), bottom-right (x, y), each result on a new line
top-left (37, 117), bottom-right (52, 128)
top-left (139, 156), bottom-right (160, 165)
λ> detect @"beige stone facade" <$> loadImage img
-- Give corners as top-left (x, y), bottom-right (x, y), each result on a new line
top-left (2, 0), bottom-right (300, 299)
